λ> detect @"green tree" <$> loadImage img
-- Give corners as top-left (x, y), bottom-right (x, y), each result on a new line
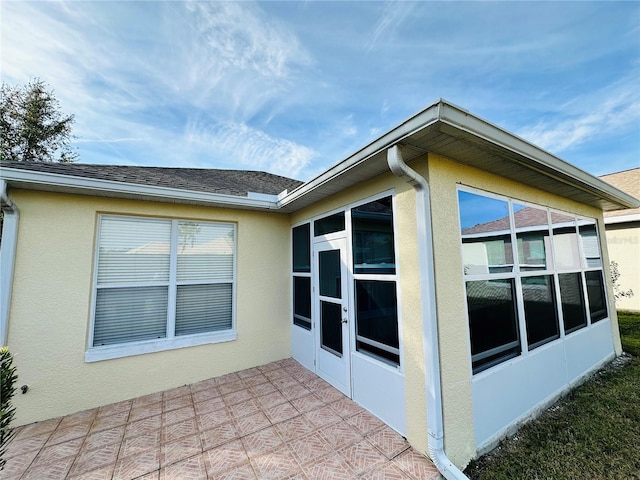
top-left (1, 79), bottom-right (77, 163)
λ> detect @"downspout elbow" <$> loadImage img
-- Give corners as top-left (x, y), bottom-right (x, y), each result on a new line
top-left (387, 146), bottom-right (469, 480)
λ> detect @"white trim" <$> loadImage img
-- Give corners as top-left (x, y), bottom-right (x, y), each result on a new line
top-left (604, 213), bottom-right (640, 225)
top-left (85, 330), bottom-right (237, 362)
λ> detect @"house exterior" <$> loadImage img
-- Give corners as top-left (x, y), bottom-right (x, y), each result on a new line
top-left (1, 100), bottom-right (638, 475)
top-left (600, 168), bottom-right (640, 312)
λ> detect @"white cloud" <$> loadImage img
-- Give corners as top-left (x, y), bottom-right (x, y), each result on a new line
top-left (518, 75), bottom-right (640, 153)
top-left (182, 120), bottom-right (316, 178)
top-left (365, 1), bottom-right (415, 52)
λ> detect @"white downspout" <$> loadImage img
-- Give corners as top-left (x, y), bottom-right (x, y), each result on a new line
top-left (0, 180), bottom-right (19, 347)
top-left (387, 145), bottom-right (469, 480)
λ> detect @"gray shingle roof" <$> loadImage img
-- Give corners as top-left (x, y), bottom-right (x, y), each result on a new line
top-left (0, 162), bottom-right (303, 197)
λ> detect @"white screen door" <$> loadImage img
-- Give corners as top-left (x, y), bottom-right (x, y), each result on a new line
top-left (313, 238), bottom-right (351, 396)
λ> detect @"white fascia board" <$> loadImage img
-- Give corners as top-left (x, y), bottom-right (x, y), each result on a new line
top-left (437, 102), bottom-right (640, 210)
top-left (604, 213), bottom-right (640, 225)
top-left (0, 168), bottom-right (279, 210)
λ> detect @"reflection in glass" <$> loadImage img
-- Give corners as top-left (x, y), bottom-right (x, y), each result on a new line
top-left (314, 212), bottom-right (345, 236)
top-left (514, 204), bottom-right (551, 271)
top-left (293, 277), bottom-right (311, 330)
top-left (579, 222), bottom-right (602, 268)
top-left (459, 191), bottom-right (514, 275)
top-left (559, 273), bottom-right (587, 334)
top-left (352, 197), bottom-right (395, 274)
top-left (585, 270), bottom-right (607, 322)
top-left (321, 301), bottom-right (342, 356)
top-left (522, 276), bottom-right (559, 349)
top-left (466, 279), bottom-right (521, 373)
top-left (319, 250), bottom-right (341, 298)
top-left (355, 280), bottom-right (399, 365)
top-left (552, 213), bottom-right (580, 270)
top-left (292, 224), bottom-right (311, 273)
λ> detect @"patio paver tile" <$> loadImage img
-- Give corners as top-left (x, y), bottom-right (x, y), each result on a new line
top-left (112, 448), bottom-right (160, 480)
top-left (3, 359), bottom-right (439, 480)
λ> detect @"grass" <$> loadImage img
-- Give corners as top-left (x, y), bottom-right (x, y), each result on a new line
top-left (464, 311), bottom-right (640, 480)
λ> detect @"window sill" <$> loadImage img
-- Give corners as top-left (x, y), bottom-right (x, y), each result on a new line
top-left (85, 330), bottom-right (236, 362)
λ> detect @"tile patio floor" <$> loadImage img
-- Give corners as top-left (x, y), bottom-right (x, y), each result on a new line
top-left (1, 358), bottom-right (440, 480)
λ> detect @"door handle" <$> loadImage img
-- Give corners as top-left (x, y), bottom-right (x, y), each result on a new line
top-left (342, 318), bottom-right (348, 324)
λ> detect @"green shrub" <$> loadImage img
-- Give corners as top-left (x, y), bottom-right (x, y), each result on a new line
top-left (0, 347), bottom-right (17, 471)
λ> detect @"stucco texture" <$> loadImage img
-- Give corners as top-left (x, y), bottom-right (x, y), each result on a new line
top-left (7, 190), bottom-right (292, 426)
top-left (606, 223), bottom-right (640, 311)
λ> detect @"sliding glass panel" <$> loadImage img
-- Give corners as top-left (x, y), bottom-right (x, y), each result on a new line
top-left (459, 191), bottom-right (513, 274)
top-left (292, 224), bottom-right (311, 273)
top-left (314, 212), bottom-right (345, 236)
top-left (175, 283), bottom-right (233, 336)
top-left (320, 301), bottom-right (342, 356)
top-left (352, 197), bottom-right (395, 274)
top-left (177, 222), bottom-right (234, 282)
top-left (522, 275), bottom-right (559, 349)
top-left (293, 276), bottom-right (312, 330)
top-left (355, 280), bottom-right (399, 365)
top-left (578, 221), bottom-right (602, 268)
top-left (559, 273), bottom-right (587, 334)
top-left (97, 217), bottom-right (171, 284)
top-left (585, 270), bottom-right (607, 322)
top-left (319, 249), bottom-right (341, 298)
top-left (94, 286), bottom-right (168, 346)
top-left (514, 204), bottom-right (551, 271)
top-left (466, 279), bottom-right (520, 373)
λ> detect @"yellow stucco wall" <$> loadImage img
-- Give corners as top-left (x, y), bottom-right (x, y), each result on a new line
top-left (427, 153), bottom-right (623, 466)
top-left (606, 223), bottom-right (640, 311)
top-left (7, 190), bottom-right (292, 426)
top-left (290, 168), bottom-right (430, 456)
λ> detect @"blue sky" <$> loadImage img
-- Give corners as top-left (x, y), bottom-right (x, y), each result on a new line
top-left (2, 1), bottom-right (639, 181)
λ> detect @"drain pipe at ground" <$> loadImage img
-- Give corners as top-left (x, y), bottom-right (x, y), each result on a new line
top-left (0, 179), bottom-right (19, 347)
top-left (387, 145), bottom-right (469, 480)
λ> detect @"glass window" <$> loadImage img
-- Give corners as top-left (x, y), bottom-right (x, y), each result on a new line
top-left (314, 212), bottom-right (345, 236)
top-left (558, 273), bottom-right (587, 334)
top-left (176, 284), bottom-right (232, 336)
top-left (292, 224), bottom-right (311, 273)
top-left (522, 276), bottom-right (559, 349)
top-left (355, 280), bottom-right (399, 365)
top-left (466, 279), bottom-right (520, 373)
top-left (93, 216), bottom-right (235, 349)
top-left (514, 204), bottom-right (551, 271)
top-left (320, 301), bottom-right (342, 355)
top-left (319, 249), bottom-right (341, 298)
top-left (459, 191), bottom-right (514, 275)
top-left (293, 277), bottom-right (312, 330)
top-left (458, 189), bottom-right (609, 374)
top-left (551, 213), bottom-right (581, 270)
top-left (585, 270), bottom-right (607, 322)
top-left (352, 197), bottom-right (395, 274)
top-left (578, 221), bottom-right (602, 268)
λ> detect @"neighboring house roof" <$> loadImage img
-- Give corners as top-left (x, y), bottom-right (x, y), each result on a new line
top-left (1, 100), bottom-right (639, 213)
top-left (600, 168), bottom-right (640, 222)
top-left (463, 207), bottom-right (550, 235)
top-left (0, 162), bottom-right (303, 197)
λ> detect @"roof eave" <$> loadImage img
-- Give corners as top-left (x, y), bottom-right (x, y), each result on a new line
top-left (1, 168), bottom-right (280, 210)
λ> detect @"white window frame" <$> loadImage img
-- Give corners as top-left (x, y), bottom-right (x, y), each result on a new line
top-left (86, 214), bottom-right (237, 362)
top-left (458, 186), bottom-right (609, 375)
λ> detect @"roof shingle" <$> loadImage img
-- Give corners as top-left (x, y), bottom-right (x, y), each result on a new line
top-left (0, 162), bottom-right (303, 197)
